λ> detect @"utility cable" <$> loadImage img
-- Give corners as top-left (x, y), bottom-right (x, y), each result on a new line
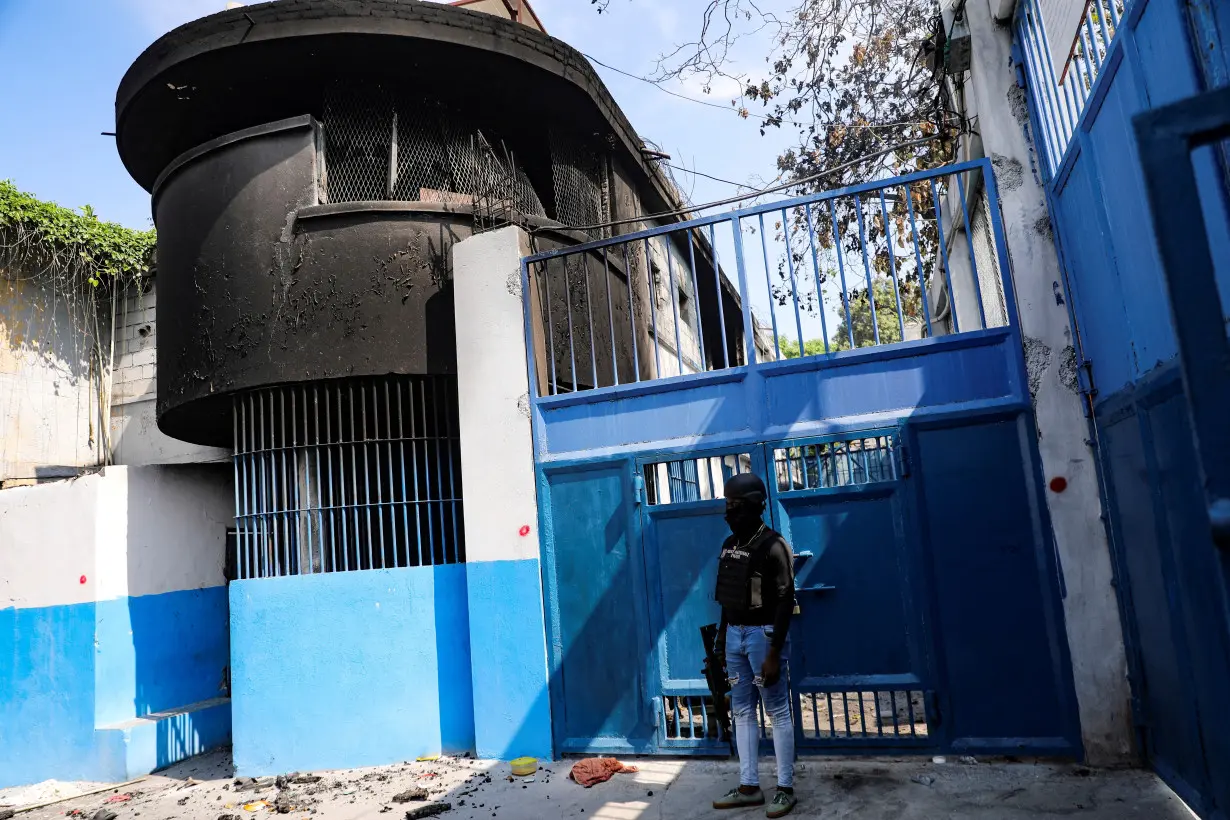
top-left (531, 134), bottom-right (943, 235)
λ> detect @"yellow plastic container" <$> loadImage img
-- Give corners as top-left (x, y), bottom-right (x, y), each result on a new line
top-left (510, 757), bottom-right (537, 777)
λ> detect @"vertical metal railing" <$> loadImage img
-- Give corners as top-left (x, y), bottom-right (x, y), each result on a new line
top-left (524, 159), bottom-right (1012, 398)
top-left (231, 374), bottom-right (465, 580)
top-left (1017, 0), bottom-right (1131, 179)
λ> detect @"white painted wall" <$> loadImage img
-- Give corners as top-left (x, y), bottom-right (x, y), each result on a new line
top-left (452, 227), bottom-right (542, 563)
top-left (0, 474), bottom-right (101, 610)
top-left (0, 465), bottom-right (231, 611)
top-left (964, 0), bottom-right (1133, 764)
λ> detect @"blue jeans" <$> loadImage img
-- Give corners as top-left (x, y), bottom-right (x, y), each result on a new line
top-left (725, 624), bottom-right (794, 789)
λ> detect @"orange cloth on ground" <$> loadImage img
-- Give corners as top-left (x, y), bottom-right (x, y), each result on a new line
top-left (568, 757), bottom-right (639, 788)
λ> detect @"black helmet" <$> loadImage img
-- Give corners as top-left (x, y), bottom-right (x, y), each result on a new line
top-left (724, 473), bottom-right (767, 505)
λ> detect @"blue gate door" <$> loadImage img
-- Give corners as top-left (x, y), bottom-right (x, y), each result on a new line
top-left (638, 447), bottom-right (765, 752)
top-left (1135, 85), bottom-right (1230, 820)
top-left (765, 429), bottom-right (937, 750)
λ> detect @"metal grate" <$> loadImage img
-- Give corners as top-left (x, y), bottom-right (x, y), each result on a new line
top-left (550, 130), bottom-right (607, 237)
top-left (643, 452), bottom-right (756, 505)
top-left (798, 689), bottom-right (930, 741)
top-left (772, 435), bottom-right (897, 493)
top-left (231, 375), bottom-right (464, 580)
top-left (661, 695), bottom-right (730, 743)
top-left (321, 84), bottom-right (545, 217)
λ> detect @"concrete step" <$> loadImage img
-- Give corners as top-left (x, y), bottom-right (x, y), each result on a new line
top-left (96, 697), bottom-right (231, 781)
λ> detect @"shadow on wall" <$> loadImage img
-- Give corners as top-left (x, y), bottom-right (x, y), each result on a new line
top-left (124, 463), bottom-right (233, 772)
top-left (489, 337), bottom-right (1084, 762)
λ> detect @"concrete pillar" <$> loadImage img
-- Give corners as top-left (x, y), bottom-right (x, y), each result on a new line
top-left (966, 0), bottom-right (1133, 764)
top-left (452, 226), bottom-right (553, 761)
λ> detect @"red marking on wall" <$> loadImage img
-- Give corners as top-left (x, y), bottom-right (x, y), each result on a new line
top-left (1049, 477), bottom-right (1068, 493)
top-left (519, 525), bottom-right (531, 537)
top-left (79, 575), bottom-right (88, 585)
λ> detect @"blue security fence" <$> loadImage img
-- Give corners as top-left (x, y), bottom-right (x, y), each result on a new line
top-left (1016, 0), bottom-right (1230, 816)
top-left (522, 160), bottom-right (1084, 758)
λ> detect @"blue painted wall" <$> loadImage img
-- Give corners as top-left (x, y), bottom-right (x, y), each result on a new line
top-left (229, 564), bottom-right (474, 775)
top-left (466, 559), bottom-right (552, 761)
top-left (95, 587), bottom-right (229, 726)
top-left (0, 587), bottom-right (231, 787)
top-left (0, 602), bottom-right (99, 785)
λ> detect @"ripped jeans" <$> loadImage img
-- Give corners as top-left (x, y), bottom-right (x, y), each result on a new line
top-left (725, 624), bottom-right (794, 789)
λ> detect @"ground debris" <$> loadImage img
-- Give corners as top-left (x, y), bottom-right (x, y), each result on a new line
top-left (403, 802), bottom-right (450, 820)
top-left (273, 790), bottom-right (308, 814)
top-left (91, 810), bottom-right (117, 820)
top-left (391, 788), bottom-right (429, 803)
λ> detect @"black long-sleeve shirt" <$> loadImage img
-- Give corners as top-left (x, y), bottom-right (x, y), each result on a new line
top-left (719, 532), bottom-right (796, 652)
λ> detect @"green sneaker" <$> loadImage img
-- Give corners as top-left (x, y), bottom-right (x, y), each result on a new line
top-left (713, 787), bottom-right (765, 810)
top-left (766, 790), bottom-right (797, 818)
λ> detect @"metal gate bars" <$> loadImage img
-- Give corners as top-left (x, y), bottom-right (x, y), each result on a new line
top-left (231, 374), bottom-right (465, 580)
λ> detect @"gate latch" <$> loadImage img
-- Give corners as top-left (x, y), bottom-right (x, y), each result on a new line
top-left (633, 474), bottom-right (646, 505)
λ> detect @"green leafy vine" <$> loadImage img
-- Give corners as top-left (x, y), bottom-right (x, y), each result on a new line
top-left (0, 179), bottom-right (156, 286)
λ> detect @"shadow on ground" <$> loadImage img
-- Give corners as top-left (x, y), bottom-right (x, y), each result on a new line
top-left (5, 749), bottom-right (1196, 820)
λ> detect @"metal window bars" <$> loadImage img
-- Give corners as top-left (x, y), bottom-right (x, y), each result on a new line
top-left (643, 452), bottom-right (756, 506)
top-left (1016, 0), bottom-right (1131, 180)
top-left (231, 374), bottom-right (465, 580)
top-left (798, 689), bottom-right (930, 742)
top-left (772, 435), bottom-right (898, 493)
top-left (524, 159), bottom-right (1014, 398)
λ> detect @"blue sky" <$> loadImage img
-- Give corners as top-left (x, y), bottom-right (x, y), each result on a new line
top-left (0, 0), bottom-right (794, 230)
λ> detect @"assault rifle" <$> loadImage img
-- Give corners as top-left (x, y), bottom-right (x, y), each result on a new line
top-left (700, 623), bottom-right (734, 756)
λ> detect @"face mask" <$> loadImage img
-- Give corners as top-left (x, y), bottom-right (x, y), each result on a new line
top-left (725, 503), bottom-right (762, 535)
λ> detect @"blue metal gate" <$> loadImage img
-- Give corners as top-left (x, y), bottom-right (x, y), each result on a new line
top-left (526, 159), bottom-right (1082, 758)
top-left (1016, 0), bottom-right (1230, 814)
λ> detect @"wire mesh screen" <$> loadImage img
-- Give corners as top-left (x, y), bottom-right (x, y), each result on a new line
top-left (550, 130), bottom-right (607, 238)
top-left (231, 375), bottom-right (464, 580)
top-left (322, 84), bottom-right (545, 217)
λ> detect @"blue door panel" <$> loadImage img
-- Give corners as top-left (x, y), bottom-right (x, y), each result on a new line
top-left (542, 462), bottom-right (654, 749)
top-left (1085, 73), bottom-right (1177, 377)
top-left (1098, 404), bottom-right (1207, 800)
top-left (1053, 166), bottom-right (1137, 394)
top-left (1147, 391), bottom-right (1230, 813)
top-left (778, 489), bottom-right (914, 683)
top-left (645, 502), bottom-right (728, 692)
top-left (913, 416), bottom-right (1079, 752)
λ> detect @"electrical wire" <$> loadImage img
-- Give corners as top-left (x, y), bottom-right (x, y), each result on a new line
top-left (532, 134), bottom-right (943, 235)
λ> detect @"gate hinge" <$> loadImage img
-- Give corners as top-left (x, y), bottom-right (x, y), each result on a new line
top-left (633, 474), bottom-right (646, 505)
top-left (1076, 359), bottom-right (1098, 398)
top-left (898, 442), bottom-right (912, 478)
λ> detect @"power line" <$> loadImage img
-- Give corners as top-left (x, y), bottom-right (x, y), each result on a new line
top-left (531, 134), bottom-right (942, 236)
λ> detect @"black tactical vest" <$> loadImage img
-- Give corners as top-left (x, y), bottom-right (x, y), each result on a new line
top-left (714, 527), bottom-right (777, 611)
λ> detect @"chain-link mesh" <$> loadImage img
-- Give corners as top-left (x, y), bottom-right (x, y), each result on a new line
top-left (322, 84), bottom-right (545, 217)
top-left (549, 130), bottom-right (606, 238)
top-left (323, 86), bottom-right (395, 202)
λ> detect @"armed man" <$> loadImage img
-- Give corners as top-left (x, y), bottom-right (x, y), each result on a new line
top-left (711, 473), bottom-right (798, 818)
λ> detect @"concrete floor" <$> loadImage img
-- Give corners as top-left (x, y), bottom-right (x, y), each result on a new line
top-left (3, 750), bottom-right (1196, 820)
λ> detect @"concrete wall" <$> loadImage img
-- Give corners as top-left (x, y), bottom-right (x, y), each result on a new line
top-left (961, 0), bottom-right (1133, 764)
top-left (108, 279), bottom-right (230, 466)
top-left (229, 565), bottom-right (474, 775)
top-left (0, 272), bottom-right (102, 481)
top-left (0, 465), bottom-right (233, 786)
top-left (453, 227), bottom-right (552, 760)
